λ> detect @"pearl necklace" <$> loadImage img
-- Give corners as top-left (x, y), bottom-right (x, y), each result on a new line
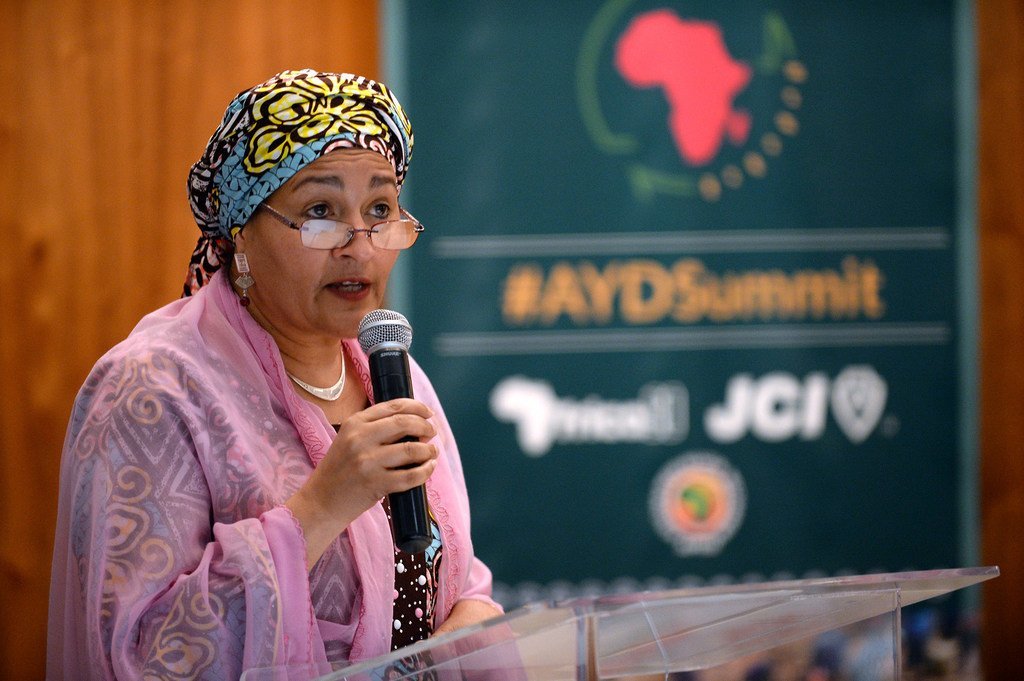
top-left (287, 356), bottom-right (346, 401)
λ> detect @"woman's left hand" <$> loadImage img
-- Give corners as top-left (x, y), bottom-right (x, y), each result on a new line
top-left (432, 599), bottom-right (503, 637)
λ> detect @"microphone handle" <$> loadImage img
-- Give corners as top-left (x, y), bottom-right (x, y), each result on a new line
top-left (388, 468), bottom-right (432, 554)
top-left (369, 348), bottom-right (432, 554)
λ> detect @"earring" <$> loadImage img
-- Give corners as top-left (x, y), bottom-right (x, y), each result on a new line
top-left (234, 253), bottom-right (254, 307)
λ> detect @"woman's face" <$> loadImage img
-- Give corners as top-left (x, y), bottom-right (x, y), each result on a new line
top-left (234, 148), bottom-right (402, 341)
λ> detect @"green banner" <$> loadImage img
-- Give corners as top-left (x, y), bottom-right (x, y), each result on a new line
top-left (397, 0), bottom-right (969, 605)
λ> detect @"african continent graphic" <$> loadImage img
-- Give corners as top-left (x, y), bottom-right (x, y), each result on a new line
top-left (615, 9), bottom-right (752, 166)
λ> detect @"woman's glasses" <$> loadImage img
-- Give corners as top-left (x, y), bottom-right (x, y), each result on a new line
top-left (259, 203), bottom-right (425, 250)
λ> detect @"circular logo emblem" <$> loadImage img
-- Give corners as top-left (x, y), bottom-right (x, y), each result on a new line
top-left (577, 2), bottom-right (807, 202)
top-left (649, 452), bottom-right (746, 556)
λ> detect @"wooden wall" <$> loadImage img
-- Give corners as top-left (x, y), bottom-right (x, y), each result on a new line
top-left (978, 0), bottom-right (1024, 677)
top-left (0, 1), bottom-right (380, 677)
top-left (0, 1), bottom-right (1021, 678)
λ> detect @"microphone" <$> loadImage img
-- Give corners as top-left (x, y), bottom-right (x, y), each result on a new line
top-left (358, 309), bottom-right (431, 554)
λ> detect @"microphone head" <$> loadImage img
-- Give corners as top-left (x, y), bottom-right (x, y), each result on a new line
top-left (358, 309), bottom-right (413, 355)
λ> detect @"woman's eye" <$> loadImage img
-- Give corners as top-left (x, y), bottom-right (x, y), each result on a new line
top-left (307, 203), bottom-right (331, 219)
top-left (371, 203), bottom-right (393, 221)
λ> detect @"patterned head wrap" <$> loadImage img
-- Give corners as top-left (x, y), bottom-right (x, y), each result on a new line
top-left (184, 69), bottom-right (414, 296)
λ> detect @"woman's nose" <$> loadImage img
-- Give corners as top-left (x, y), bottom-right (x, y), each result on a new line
top-left (334, 226), bottom-right (376, 260)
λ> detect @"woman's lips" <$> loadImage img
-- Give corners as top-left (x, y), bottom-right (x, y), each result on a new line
top-left (325, 279), bottom-right (371, 300)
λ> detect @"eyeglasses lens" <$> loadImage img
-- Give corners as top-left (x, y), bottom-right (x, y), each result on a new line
top-left (300, 221), bottom-right (347, 249)
top-left (373, 222), bottom-right (419, 249)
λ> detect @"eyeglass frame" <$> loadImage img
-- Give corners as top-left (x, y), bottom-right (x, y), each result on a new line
top-left (257, 202), bottom-right (425, 250)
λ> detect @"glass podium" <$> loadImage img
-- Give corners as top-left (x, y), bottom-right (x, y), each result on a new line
top-left (242, 566), bottom-right (997, 680)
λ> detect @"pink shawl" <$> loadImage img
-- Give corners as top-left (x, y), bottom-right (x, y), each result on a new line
top-left (47, 269), bottom-right (497, 680)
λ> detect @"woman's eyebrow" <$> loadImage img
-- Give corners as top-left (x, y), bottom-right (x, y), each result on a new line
top-left (290, 175), bottom-right (344, 192)
top-left (369, 174), bottom-right (398, 190)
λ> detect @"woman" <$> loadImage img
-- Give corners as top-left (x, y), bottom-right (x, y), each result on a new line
top-left (47, 70), bottom-right (502, 680)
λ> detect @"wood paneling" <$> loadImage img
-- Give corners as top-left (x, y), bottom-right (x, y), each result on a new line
top-left (0, 1), bottom-right (379, 676)
top-left (978, 0), bottom-right (1024, 677)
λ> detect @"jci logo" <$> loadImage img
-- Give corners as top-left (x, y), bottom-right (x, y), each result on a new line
top-left (578, 2), bottom-right (806, 201)
top-left (705, 366), bottom-right (889, 444)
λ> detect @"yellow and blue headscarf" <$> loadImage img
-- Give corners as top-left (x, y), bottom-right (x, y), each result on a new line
top-left (184, 69), bottom-right (414, 296)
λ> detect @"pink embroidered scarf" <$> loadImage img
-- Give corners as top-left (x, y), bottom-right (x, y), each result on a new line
top-left (47, 269), bottom-right (496, 680)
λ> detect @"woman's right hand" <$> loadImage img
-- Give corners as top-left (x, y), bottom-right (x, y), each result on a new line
top-left (285, 398), bottom-right (438, 567)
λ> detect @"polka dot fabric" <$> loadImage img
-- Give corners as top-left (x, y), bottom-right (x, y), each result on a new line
top-left (382, 496), bottom-right (443, 650)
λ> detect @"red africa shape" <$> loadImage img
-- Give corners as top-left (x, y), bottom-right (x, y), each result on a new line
top-left (615, 9), bottom-right (752, 167)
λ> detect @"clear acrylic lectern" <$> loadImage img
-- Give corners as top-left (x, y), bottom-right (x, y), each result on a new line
top-left (242, 566), bottom-right (997, 680)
